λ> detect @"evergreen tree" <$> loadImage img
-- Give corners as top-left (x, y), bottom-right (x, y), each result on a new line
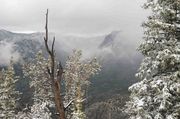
top-left (23, 50), bottom-right (100, 119)
top-left (0, 59), bottom-right (20, 118)
top-left (64, 50), bottom-right (101, 119)
top-left (28, 101), bottom-right (52, 119)
top-left (126, 0), bottom-right (180, 119)
top-left (16, 101), bottom-right (52, 119)
top-left (23, 51), bottom-right (52, 118)
top-left (23, 51), bottom-right (53, 102)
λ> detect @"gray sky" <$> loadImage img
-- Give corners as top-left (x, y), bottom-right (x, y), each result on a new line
top-left (0, 0), bottom-right (148, 36)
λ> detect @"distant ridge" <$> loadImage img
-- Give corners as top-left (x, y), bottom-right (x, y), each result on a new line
top-left (99, 31), bottom-right (121, 48)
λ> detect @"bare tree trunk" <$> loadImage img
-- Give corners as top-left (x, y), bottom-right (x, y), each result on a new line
top-left (44, 9), bottom-right (65, 119)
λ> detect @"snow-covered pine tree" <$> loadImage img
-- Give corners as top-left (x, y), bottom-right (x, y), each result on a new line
top-left (23, 51), bottom-right (53, 118)
top-left (23, 51), bottom-right (53, 102)
top-left (64, 50), bottom-right (101, 119)
top-left (28, 101), bottom-right (52, 119)
top-left (16, 101), bottom-right (52, 119)
top-left (126, 0), bottom-right (180, 119)
top-left (0, 59), bottom-right (20, 118)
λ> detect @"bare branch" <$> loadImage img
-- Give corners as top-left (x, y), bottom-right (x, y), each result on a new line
top-left (45, 9), bottom-right (48, 41)
top-left (52, 37), bottom-right (55, 55)
top-left (44, 9), bottom-right (65, 119)
top-left (57, 62), bottom-right (63, 81)
top-left (64, 99), bottom-right (74, 111)
top-left (44, 9), bottom-right (54, 57)
top-left (46, 67), bottom-right (51, 75)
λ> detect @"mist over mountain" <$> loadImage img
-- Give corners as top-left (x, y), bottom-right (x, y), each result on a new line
top-left (0, 29), bottom-right (142, 118)
top-left (0, 29), bottom-right (142, 90)
top-left (0, 30), bottom-right (42, 63)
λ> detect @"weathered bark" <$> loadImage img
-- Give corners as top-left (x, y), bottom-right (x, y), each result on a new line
top-left (44, 9), bottom-right (65, 119)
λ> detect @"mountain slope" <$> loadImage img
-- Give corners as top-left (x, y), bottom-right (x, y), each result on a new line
top-left (0, 29), bottom-right (142, 91)
top-left (0, 30), bottom-right (142, 118)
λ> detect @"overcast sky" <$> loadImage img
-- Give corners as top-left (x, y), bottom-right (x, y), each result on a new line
top-left (0, 0), bottom-right (148, 36)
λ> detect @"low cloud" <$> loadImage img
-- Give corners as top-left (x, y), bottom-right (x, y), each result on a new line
top-left (0, 41), bottom-right (20, 65)
top-left (0, 0), bottom-right (148, 37)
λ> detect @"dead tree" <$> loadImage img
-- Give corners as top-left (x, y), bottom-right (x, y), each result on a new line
top-left (44, 9), bottom-right (65, 119)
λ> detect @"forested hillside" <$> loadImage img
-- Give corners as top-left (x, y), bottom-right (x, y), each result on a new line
top-left (1, 0), bottom-right (180, 119)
